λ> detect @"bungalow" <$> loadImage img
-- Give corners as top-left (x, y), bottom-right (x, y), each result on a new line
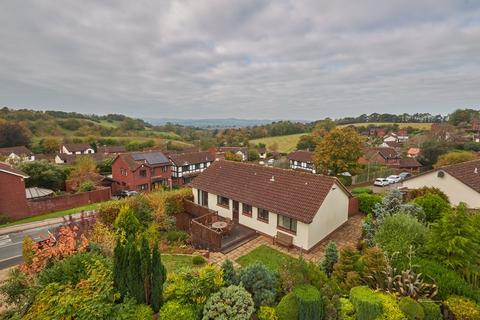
top-left (402, 159), bottom-right (480, 208)
top-left (217, 147), bottom-right (248, 161)
top-left (60, 143), bottom-right (95, 155)
top-left (111, 151), bottom-right (171, 192)
top-left (191, 161), bottom-right (351, 251)
top-left (169, 151), bottom-right (215, 186)
top-left (287, 150), bottom-right (316, 174)
top-left (0, 146), bottom-right (35, 162)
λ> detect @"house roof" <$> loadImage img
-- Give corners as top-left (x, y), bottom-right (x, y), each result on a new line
top-left (217, 147), bottom-right (247, 154)
top-left (407, 148), bottom-right (420, 155)
top-left (399, 157), bottom-right (422, 168)
top-left (0, 162), bottom-right (29, 178)
top-left (98, 145), bottom-right (126, 153)
top-left (375, 147), bottom-right (400, 159)
top-left (0, 146), bottom-right (32, 156)
top-left (191, 160), bottom-right (350, 223)
top-left (25, 187), bottom-right (54, 199)
top-left (63, 143), bottom-right (92, 152)
top-left (116, 151), bottom-right (170, 171)
top-left (169, 151), bottom-right (214, 166)
top-left (56, 153), bottom-right (111, 165)
top-left (382, 141), bottom-right (402, 148)
top-left (287, 150), bottom-right (313, 163)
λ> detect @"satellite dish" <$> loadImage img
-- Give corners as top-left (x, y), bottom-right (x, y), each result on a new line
top-left (437, 171), bottom-right (445, 178)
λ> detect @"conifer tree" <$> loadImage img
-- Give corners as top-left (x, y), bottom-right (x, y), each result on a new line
top-left (113, 238), bottom-right (127, 297)
top-left (140, 236), bottom-right (152, 304)
top-left (151, 245), bottom-right (166, 313)
top-left (320, 241), bottom-right (338, 277)
top-left (126, 238), bottom-right (144, 303)
top-left (221, 259), bottom-right (238, 286)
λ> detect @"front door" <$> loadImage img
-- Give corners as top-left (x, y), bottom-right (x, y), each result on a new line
top-left (232, 200), bottom-right (239, 222)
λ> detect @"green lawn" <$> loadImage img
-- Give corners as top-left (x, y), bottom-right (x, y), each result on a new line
top-left (250, 133), bottom-right (306, 153)
top-left (236, 245), bottom-right (297, 273)
top-left (162, 254), bottom-right (204, 273)
top-left (0, 203), bottom-right (101, 229)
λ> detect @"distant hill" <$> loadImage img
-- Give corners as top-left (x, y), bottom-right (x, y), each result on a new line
top-left (145, 118), bottom-right (280, 129)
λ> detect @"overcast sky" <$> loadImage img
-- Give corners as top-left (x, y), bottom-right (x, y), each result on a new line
top-left (1, 1), bottom-right (479, 120)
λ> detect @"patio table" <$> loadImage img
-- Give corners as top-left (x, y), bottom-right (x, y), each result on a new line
top-left (211, 221), bottom-right (228, 232)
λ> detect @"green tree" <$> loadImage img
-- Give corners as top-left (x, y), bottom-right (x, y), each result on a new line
top-left (248, 149), bottom-right (260, 161)
top-left (202, 285), bottom-right (255, 320)
top-left (433, 150), bottom-right (476, 168)
top-left (221, 259), bottom-right (238, 286)
top-left (126, 239), bottom-right (144, 304)
top-left (413, 193), bottom-right (450, 223)
top-left (140, 236), bottom-right (151, 304)
top-left (18, 160), bottom-right (67, 190)
top-left (296, 135), bottom-right (316, 151)
top-left (320, 241), bottom-right (338, 277)
top-left (239, 262), bottom-right (277, 308)
top-left (113, 239), bottom-right (127, 298)
top-left (314, 127), bottom-right (363, 175)
top-left (114, 206), bottom-right (141, 236)
top-left (0, 123), bottom-right (31, 147)
top-left (418, 140), bottom-right (450, 168)
top-left (151, 245), bottom-right (166, 312)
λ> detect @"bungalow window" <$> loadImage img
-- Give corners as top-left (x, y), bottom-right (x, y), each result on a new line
top-left (258, 208), bottom-right (269, 223)
top-left (242, 204), bottom-right (252, 216)
top-left (217, 195), bottom-right (229, 208)
top-left (277, 215), bottom-right (297, 234)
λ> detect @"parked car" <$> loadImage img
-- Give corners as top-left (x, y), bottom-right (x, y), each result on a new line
top-left (399, 172), bottom-right (412, 180)
top-left (386, 175), bottom-right (401, 184)
top-left (113, 190), bottom-right (139, 198)
top-left (374, 178), bottom-right (390, 187)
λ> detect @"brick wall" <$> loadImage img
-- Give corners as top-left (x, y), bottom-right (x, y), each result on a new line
top-left (0, 171), bottom-right (29, 220)
top-left (348, 197), bottom-right (359, 217)
top-left (26, 187), bottom-right (111, 217)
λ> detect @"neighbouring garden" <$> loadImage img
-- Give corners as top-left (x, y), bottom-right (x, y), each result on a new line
top-left (1, 185), bottom-right (480, 319)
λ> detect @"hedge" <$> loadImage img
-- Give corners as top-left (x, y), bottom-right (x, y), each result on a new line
top-left (356, 193), bottom-right (382, 215)
top-left (276, 292), bottom-right (299, 320)
top-left (293, 285), bottom-right (324, 320)
top-left (399, 297), bottom-right (424, 320)
top-left (349, 286), bottom-right (382, 320)
top-left (351, 187), bottom-right (373, 195)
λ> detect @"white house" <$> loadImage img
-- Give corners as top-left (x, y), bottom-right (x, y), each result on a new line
top-left (61, 143), bottom-right (95, 155)
top-left (287, 150), bottom-right (316, 174)
top-left (191, 160), bottom-right (351, 251)
top-left (402, 159), bottom-right (480, 208)
top-left (217, 147), bottom-right (248, 161)
top-left (0, 146), bottom-right (35, 163)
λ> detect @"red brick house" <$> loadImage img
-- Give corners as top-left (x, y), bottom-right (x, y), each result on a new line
top-left (0, 162), bottom-right (29, 219)
top-left (112, 151), bottom-right (171, 192)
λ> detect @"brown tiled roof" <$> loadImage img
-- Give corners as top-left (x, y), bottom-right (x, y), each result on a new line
top-left (169, 151), bottom-right (214, 166)
top-left (383, 141), bottom-right (402, 148)
top-left (374, 147), bottom-right (400, 159)
top-left (287, 150), bottom-right (313, 163)
top-left (191, 160), bottom-right (350, 223)
top-left (442, 159), bottom-right (480, 193)
top-left (0, 146), bottom-right (32, 156)
top-left (399, 157), bottom-right (422, 168)
top-left (63, 143), bottom-right (92, 152)
top-left (0, 162), bottom-right (29, 178)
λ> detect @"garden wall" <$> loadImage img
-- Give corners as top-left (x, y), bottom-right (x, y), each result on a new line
top-left (348, 197), bottom-right (359, 217)
top-left (26, 187), bottom-right (111, 217)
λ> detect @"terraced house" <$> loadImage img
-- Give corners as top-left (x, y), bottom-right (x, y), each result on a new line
top-left (191, 160), bottom-right (352, 251)
top-left (169, 151), bottom-right (215, 186)
top-left (287, 150), bottom-right (316, 173)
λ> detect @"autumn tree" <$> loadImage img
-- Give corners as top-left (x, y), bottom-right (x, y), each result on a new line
top-left (67, 155), bottom-right (99, 191)
top-left (0, 123), bottom-right (31, 147)
top-left (312, 118), bottom-right (336, 140)
top-left (434, 150), bottom-right (476, 168)
top-left (39, 138), bottom-right (61, 154)
top-left (314, 127), bottom-right (363, 176)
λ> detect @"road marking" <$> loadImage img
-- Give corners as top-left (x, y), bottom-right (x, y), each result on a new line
top-left (0, 254), bottom-right (22, 264)
top-left (0, 236), bottom-right (12, 247)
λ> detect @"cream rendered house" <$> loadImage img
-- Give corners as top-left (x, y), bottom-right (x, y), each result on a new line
top-left (191, 160), bottom-right (351, 251)
top-left (402, 159), bottom-right (480, 208)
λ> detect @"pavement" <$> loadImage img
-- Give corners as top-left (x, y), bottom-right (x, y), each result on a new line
top-left (0, 211), bottom-right (95, 270)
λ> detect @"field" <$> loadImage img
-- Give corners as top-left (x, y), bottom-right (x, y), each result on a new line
top-left (249, 133), bottom-right (305, 153)
top-left (339, 122), bottom-right (433, 130)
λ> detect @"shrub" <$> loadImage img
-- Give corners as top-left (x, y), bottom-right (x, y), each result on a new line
top-left (349, 286), bottom-right (383, 320)
top-left (412, 258), bottom-right (480, 302)
top-left (376, 293), bottom-right (405, 320)
top-left (202, 285), bottom-right (254, 320)
top-left (0, 213), bottom-right (11, 225)
top-left (159, 301), bottom-right (196, 320)
top-left (165, 230), bottom-right (188, 244)
top-left (114, 205), bottom-right (141, 236)
top-left (257, 306), bottom-right (278, 320)
top-left (357, 193), bottom-right (382, 215)
top-left (77, 180), bottom-right (95, 193)
top-left (399, 297), bottom-right (424, 320)
top-left (192, 255), bottom-right (206, 265)
top-left (239, 262), bottom-right (277, 308)
top-left (374, 214), bottom-right (427, 259)
top-left (406, 187), bottom-right (449, 203)
top-left (351, 187), bottom-right (373, 195)
top-left (0, 267), bottom-right (30, 307)
top-left (443, 295), bottom-right (480, 320)
top-left (337, 175), bottom-right (352, 186)
top-left (339, 297), bottom-right (355, 320)
top-left (276, 292), bottom-right (299, 320)
top-left (222, 259), bottom-right (238, 286)
top-left (413, 193), bottom-right (450, 223)
top-left (294, 285), bottom-right (324, 320)
top-left (332, 247), bottom-right (363, 292)
top-left (420, 300), bottom-right (442, 320)
top-left (320, 241), bottom-right (338, 277)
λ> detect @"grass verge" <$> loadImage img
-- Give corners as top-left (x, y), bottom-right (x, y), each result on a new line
top-left (0, 203), bottom-right (101, 229)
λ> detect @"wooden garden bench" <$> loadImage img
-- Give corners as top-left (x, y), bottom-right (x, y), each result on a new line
top-left (273, 231), bottom-right (293, 249)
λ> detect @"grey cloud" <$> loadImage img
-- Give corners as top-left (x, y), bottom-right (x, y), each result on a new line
top-left (0, 0), bottom-right (479, 120)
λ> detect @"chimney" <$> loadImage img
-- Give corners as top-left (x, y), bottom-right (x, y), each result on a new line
top-left (270, 175), bottom-right (275, 182)
top-left (475, 168), bottom-right (478, 174)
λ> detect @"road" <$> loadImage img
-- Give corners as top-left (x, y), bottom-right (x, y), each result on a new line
top-left (0, 223), bottom-right (63, 269)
